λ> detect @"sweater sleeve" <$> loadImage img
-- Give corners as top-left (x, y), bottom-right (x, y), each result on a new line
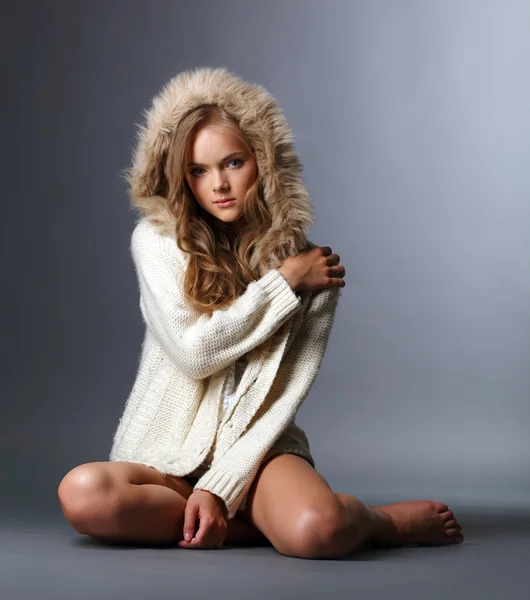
top-left (192, 283), bottom-right (340, 519)
top-left (131, 220), bottom-right (303, 380)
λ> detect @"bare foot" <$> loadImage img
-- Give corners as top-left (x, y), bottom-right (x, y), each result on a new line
top-left (366, 500), bottom-right (464, 547)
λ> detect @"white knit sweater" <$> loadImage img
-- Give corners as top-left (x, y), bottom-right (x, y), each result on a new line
top-left (222, 355), bottom-right (249, 420)
top-left (109, 218), bottom-right (340, 519)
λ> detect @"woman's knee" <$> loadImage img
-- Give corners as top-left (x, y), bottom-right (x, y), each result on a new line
top-left (276, 499), bottom-right (350, 558)
top-left (57, 462), bottom-right (120, 533)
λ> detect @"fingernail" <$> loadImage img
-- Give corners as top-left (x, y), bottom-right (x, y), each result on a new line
top-left (185, 533), bottom-right (192, 541)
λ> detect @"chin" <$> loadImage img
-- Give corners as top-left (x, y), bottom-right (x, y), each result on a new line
top-left (218, 213), bottom-right (244, 223)
top-left (216, 216), bottom-right (237, 224)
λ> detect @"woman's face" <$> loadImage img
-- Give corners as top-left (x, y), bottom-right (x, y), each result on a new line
top-left (185, 127), bottom-right (258, 233)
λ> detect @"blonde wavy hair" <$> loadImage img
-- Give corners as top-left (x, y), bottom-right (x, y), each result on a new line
top-left (161, 104), bottom-right (273, 317)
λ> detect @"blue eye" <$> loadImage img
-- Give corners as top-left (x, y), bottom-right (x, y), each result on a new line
top-left (190, 159), bottom-right (242, 177)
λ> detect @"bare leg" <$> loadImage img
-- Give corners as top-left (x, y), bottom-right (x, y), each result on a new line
top-left (58, 462), bottom-right (269, 546)
top-left (335, 493), bottom-right (464, 551)
top-left (241, 454), bottom-right (464, 559)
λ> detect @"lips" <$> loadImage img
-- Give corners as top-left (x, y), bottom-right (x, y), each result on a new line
top-left (215, 198), bottom-right (236, 204)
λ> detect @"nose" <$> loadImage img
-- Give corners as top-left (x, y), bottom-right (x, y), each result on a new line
top-left (212, 170), bottom-right (229, 192)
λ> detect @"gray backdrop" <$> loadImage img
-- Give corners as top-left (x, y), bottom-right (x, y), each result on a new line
top-left (3, 0), bottom-right (529, 520)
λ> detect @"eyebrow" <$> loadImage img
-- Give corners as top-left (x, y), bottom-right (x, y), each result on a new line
top-left (186, 151), bottom-right (246, 167)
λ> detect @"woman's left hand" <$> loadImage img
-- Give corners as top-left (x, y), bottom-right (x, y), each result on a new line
top-left (177, 489), bottom-right (228, 549)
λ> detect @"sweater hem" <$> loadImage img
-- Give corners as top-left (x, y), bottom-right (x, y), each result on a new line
top-left (257, 269), bottom-right (301, 320)
top-left (192, 466), bottom-right (249, 520)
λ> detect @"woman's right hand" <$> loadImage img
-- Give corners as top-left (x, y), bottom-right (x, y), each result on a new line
top-left (178, 489), bottom-right (228, 550)
top-left (278, 246), bottom-right (346, 293)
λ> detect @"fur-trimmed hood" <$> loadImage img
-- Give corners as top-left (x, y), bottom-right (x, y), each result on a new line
top-left (125, 66), bottom-right (315, 273)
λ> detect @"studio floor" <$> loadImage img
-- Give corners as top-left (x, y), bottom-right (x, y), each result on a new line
top-left (1, 510), bottom-right (529, 600)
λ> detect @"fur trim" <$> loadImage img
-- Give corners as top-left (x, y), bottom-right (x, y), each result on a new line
top-left (125, 66), bottom-right (315, 273)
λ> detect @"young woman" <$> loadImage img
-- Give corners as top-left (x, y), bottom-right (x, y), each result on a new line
top-left (57, 67), bottom-right (464, 558)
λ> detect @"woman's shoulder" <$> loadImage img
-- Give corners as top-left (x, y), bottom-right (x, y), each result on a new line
top-left (131, 217), bottom-right (187, 265)
top-left (132, 216), bottom-right (173, 244)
